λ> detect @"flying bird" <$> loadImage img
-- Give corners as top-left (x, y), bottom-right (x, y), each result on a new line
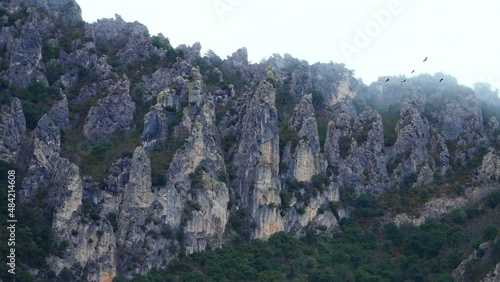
top-left (439, 78), bottom-right (444, 82)
top-left (423, 57), bottom-right (428, 62)
top-left (401, 79), bottom-right (406, 83)
top-left (411, 69), bottom-right (415, 74)
top-left (385, 78), bottom-right (390, 82)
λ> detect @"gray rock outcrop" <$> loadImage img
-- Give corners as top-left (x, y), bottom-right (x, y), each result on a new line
top-left (234, 80), bottom-right (284, 239)
top-left (84, 77), bottom-right (135, 141)
top-left (0, 98), bottom-right (26, 162)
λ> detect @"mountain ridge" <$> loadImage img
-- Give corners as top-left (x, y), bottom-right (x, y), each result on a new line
top-left (0, 0), bottom-right (499, 281)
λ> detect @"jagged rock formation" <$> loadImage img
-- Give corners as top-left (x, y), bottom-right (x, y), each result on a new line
top-left (394, 149), bottom-right (500, 227)
top-left (284, 93), bottom-right (325, 181)
top-left (324, 103), bottom-right (388, 193)
top-left (18, 115), bottom-right (116, 281)
top-left (477, 150), bottom-right (500, 181)
top-left (48, 92), bottom-right (70, 129)
top-left (453, 242), bottom-right (500, 282)
top-left (1, 1), bottom-right (499, 280)
top-left (83, 77), bottom-right (135, 141)
top-left (234, 80), bottom-right (284, 239)
top-left (481, 263), bottom-right (500, 282)
top-left (0, 98), bottom-right (26, 162)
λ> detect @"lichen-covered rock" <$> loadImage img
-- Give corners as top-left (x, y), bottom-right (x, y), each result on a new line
top-left (187, 67), bottom-right (206, 107)
top-left (441, 91), bottom-right (483, 141)
top-left (0, 98), bottom-right (26, 163)
top-left (330, 73), bottom-right (356, 104)
top-left (112, 74), bottom-right (230, 275)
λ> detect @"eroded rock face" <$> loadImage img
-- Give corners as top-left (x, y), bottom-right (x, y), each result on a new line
top-left (48, 92), bottom-right (70, 129)
top-left (115, 146), bottom-right (155, 272)
top-left (15, 114), bottom-right (116, 281)
top-left (389, 94), bottom-right (435, 186)
top-left (234, 80), bottom-right (284, 239)
top-left (453, 242), bottom-right (500, 282)
top-left (20, 114), bottom-right (61, 201)
top-left (477, 151), bottom-right (500, 182)
top-left (439, 90), bottom-right (486, 167)
top-left (481, 263), bottom-right (500, 282)
top-left (0, 98), bottom-right (26, 163)
top-left (48, 157), bottom-right (116, 282)
top-left (4, 7), bottom-right (50, 87)
top-left (290, 62), bottom-right (312, 99)
top-left (5, 0), bottom-right (83, 25)
top-left (441, 91), bottom-right (484, 142)
top-left (84, 77), bottom-right (135, 141)
top-left (3, 1), bottom-right (500, 280)
top-left (141, 103), bottom-right (170, 150)
top-left (284, 182), bottom-right (340, 236)
top-left (394, 183), bottom-right (500, 227)
top-left (93, 14), bottom-right (149, 55)
top-left (285, 93), bottom-right (324, 181)
top-left (158, 93), bottom-right (229, 255)
top-left (96, 67), bottom-right (231, 275)
top-left (324, 103), bottom-right (388, 193)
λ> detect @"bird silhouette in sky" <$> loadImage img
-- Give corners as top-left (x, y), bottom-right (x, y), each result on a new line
top-left (423, 57), bottom-right (428, 62)
top-left (439, 78), bottom-right (444, 82)
top-left (385, 78), bottom-right (390, 82)
top-left (411, 69), bottom-right (415, 74)
top-left (401, 79), bottom-right (406, 83)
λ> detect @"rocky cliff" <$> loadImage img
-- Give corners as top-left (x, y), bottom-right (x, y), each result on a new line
top-left (1, 1), bottom-right (499, 281)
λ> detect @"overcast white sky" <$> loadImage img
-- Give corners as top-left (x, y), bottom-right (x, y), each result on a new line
top-left (76, 0), bottom-right (499, 91)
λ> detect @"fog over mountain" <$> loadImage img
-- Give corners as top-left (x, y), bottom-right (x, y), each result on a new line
top-left (77, 0), bottom-right (500, 92)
